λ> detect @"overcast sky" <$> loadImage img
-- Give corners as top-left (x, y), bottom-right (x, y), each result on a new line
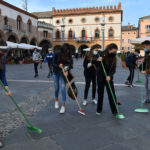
top-left (4, 0), bottom-right (150, 26)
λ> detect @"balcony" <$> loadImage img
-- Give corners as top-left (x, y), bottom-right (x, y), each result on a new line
top-left (75, 37), bottom-right (92, 43)
top-left (38, 21), bottom-right (53, 30)
top-left (3, 25), bottom-right (13, 32)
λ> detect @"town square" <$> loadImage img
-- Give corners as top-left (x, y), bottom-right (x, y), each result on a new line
top-left (0, 0), bottom-right (150, 149)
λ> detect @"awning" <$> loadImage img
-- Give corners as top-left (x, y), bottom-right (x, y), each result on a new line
top-left (0, 41), bottom-right (42, 50)
top-left (131, 37), bottom-right (150, 44)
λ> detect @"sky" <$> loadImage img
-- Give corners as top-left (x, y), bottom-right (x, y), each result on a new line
top-left (3, 0), bottom-right (150, 26)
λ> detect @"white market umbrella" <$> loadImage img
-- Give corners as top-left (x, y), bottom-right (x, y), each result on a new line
top-left (131, 37), bottom-right (150, 44)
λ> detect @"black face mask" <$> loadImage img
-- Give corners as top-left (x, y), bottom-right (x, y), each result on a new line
top-left (109, 53), bottom-right (116, 57)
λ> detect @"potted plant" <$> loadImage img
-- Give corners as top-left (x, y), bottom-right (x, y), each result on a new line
top-left (120, 53), bottom-right (127, 68)
top-left (19, 56), bottom-right (23, 64)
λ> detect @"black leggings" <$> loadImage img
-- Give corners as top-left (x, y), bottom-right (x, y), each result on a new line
top-left (34, 63), bottom-right (39, 75)
top-left (97, 77), bottom-right (117, 114)
top-left (127, 67), bottom-right (134, 84)
top-left (84, 75), bottom-right (96, 100)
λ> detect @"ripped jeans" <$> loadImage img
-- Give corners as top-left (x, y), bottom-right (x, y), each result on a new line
top-left (53, 71), bottom-right (66, 102)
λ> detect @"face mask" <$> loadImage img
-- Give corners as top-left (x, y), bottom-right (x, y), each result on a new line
top-left (144, 48), bottom-right (148, 52)
top-left (93, 51), bottom-right (98, 55)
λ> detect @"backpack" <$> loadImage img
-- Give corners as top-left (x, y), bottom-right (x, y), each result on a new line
top-left (125, 54), bottom-right (131, 67)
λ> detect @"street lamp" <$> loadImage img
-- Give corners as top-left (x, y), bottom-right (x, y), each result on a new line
top-left (61, 17), bottom-right (65, 45)
top-left (100, 14), bottom-right (105, 51)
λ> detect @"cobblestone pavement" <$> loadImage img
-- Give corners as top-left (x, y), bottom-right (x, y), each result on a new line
top-left (1, 58), bottom-right (150, 150)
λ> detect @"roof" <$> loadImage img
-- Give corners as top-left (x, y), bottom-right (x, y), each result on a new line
top-left (32, 11), bottom-right (52, 18)
top-left (0, 0), bottom-right (38, 19)
top-left (122, 25), bottom-right (138, 31)
top-left (139, 15), bottom-right (150, 20)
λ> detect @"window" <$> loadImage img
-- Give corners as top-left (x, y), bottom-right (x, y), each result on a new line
top-left (56, 20), bottom-right (60, 24)
top-left (43, 31), bottom-right (48, 38)
top-left (95, 17), bottom-right (100, 22)
top-left (56, 30), bottom-right (60, 39)
top-left (122, 39), bottom-right (124, 43)
top-left (109, 28), bottom-right (114, 38)
top-left (68, 19), bottom-right (73, 24)
top-left (109, 16), bottom-right (113, 22)
top-left (81, 18), bottom-right (86, 23)
top-left (82, 30), bottom-right (86, 38)
top-left (17, 16), bottom-right (22, 31)
top-left (128, 47), bottom-right (130, 51)
top-left (134, 32), bottom-right (136, 35)
top-left (122, 47), bottom-right (124, 50)
top-left (27, 19), bottom-right (32, 32)
top-left (128, 39), bottom-right (130, 43)
top-left (128, 32), bottom-right (130, 35)
top-left (95, 29), bottom-right (100, 38)
top-left (4, 17), bottom-right (8, 25)
top-left (146, 25), bottom-right (150, 32)
top-left (68, 30), bottom-right (73, 39)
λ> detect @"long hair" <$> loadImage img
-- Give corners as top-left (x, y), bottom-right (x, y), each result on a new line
top-left (61, 43), bottom-right (72, 62)
top-left (88, 44), bottom-right (100, 62)
top-left (104, 43), bottom-right (118, 67)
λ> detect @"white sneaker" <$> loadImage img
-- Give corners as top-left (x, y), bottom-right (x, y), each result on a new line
top-left (60, 106), bottom-right (65, 114)
top-left (92, 99), bottom-right (97, 105)
top-left (96, 112), bottom-right (101, 116)
top-left (55, 101), bottom-right (59, 109)
top-left (83, 100), bottom-right (87, 106)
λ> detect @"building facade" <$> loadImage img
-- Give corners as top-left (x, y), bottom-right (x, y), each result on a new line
top-left (34, 3), bottom-right (122, 55)
top-left (0, 0), bottom-right (53, 57)
top-left (121, 24), bottom-right (138, 52)
top-left (139, 15), bottom-right (150, 38)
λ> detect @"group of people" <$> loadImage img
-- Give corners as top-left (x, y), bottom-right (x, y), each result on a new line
top-left (1, 41), bottom-right (150, 148)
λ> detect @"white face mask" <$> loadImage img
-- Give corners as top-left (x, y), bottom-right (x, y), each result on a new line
top-left (93, 51), bottom-right (98, 55)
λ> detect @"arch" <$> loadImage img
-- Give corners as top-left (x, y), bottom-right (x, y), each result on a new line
top-left (78, 44), bottom-right (88, 57)
top-left (55, 29), bottom-right (61, 39)
top-left (95, 28), bottom-right (100, 38)
top-left (69, 44), bottom-right (76, 55)
top-left (53, 45), bottom-right (62, 52)
top-left (4, 16), bottom-right (8, 25)
top-left (20, 36), bottom-right (29, 43)
top-left (17, 15), bottom-right (22, 30)
top-left (39, 39), bottom-right (52, 56)
top-left (108, 27), bottom-right (114, 39)
top-left (68, 29), bottom-right (73, 39)
top-left (30, 38), bottom-right (37, 45)
top-left (8, 35), bottom-right (17, 43)
top-left (91, 44), bottom-right (101, 49)
top-left (27, 19), bottom-right (32, 32)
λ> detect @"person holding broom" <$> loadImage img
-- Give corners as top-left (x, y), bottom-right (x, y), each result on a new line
top-left (52, 44), bottom-right (73, 114)
top-left (92, 43), bottom-right (118, 115)
top-left (82, 45), bottom-right (98, 106)
top-left (0, 50), bottom-right (12, 148)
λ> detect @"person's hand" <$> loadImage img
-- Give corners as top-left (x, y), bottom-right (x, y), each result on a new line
top-left (97, 57), bottom-right (102, 62)
top-left (64, 71), bottom-right (68, 77)
top-left (87, 63), bottom-right (92, 68)
top-left (6, 91), bottom-right (12, 96)
top-left (59, 64), bottom-right (63, 69)
top-left (141, 71), bottom-right (146, 74)
top-left (106, 76), bottom-right (111, 82)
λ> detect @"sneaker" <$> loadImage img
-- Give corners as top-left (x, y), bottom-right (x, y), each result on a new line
top-left (96, 112), bottom-right (101, 115)
top-left (55, 101), bottom-right (59, 109)
top-left (34, 74), bottom-right (38, 78)
top-left (83, 100), bottom-right (87, 106)
top-left (92, 99), bottom-right (97, 105)
top-left (144, 99), bottom-right (150, 104)
top-left (60, 106), bottom-right (65, 114)
top-left (125, 81), bottom-right (130, 85)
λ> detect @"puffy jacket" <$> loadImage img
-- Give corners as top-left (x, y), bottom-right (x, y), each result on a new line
top-left (32, 51), bottom-right (42, 63)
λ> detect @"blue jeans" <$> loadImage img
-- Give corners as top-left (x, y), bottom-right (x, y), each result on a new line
top-left (53, 71), bottom-right (66, 102)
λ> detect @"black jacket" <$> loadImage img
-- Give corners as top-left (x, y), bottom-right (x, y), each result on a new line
top-left (83, 56), bottom-right (96, 77)
top-left (52, 50), bottom-right (73, 73)
top-left (127, 53), bottom-right (138, 68)
top-left (92, 51), bottom-right (116, 79)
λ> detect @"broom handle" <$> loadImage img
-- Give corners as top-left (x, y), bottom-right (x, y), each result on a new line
top-left (98, 54), bottom-right (120, 113)
top-left (62, 68), bottom-right (82, 110)
top-left (0, 80), bottom-right (32, 126)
